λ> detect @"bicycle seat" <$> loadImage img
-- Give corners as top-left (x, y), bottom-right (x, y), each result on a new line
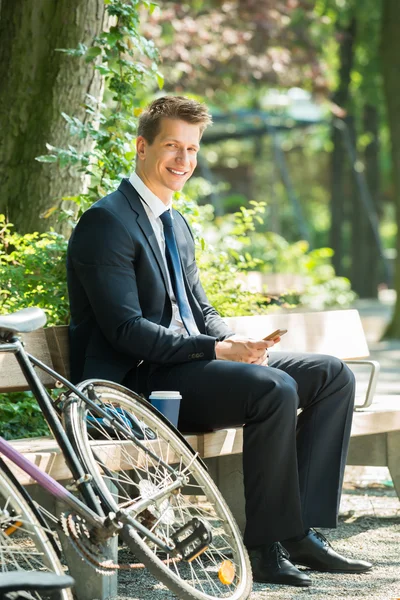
top-left (0, 307), bottom-right (47, 338)
top-left (0, 571), bottom-right (74, 593)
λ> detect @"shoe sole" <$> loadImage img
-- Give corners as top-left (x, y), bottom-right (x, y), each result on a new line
top-left (293, 561), bottom-right (372, 574)
top-left (254, 577), bottom-right (311, 587)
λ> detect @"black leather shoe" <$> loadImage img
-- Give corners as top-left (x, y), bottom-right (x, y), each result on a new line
top-left (248, 542), bottom-right (312, 587)
top-left (282, 529), bottom-right (372, 573)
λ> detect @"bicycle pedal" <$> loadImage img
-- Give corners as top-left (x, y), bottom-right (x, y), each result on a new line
top-left (171, 517), bottom-right (213, 562)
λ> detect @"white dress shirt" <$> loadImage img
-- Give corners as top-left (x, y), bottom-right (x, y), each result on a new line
top-left (129, 171), bottom-right (199, 336)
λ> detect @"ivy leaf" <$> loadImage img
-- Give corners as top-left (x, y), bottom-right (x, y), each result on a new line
top-left (61, 196), bottom-right (80, 205)
top-left (156, 71), bottom-right (164, 90)
top-left (96, 65), bottom-right (111, 76)
top-left (35, 155), bottom-right (57, 163)
top-left (106, 30), bottom-right (122, 47)
top-left (85, 46), bottom-right (102, 62)
top-left (41, 206), bottom-right (58, 219)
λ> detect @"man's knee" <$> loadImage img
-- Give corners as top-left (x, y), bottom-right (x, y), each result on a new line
top-left (324, 355), bottom-right (355, 390)
top-left (246, 368), bottom-right (299, 422)
top-left (306, 354), bottom-right (354, 389)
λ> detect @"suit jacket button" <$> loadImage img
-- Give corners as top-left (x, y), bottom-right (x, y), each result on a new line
top-left (200, 352), bottom-right (204, 357)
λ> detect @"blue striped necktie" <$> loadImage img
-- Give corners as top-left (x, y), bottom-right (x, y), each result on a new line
top-left (160, 209), bottom-right (199, 335)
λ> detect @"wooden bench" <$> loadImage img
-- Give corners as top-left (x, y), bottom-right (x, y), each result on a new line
top-left (2, 309), bottom-right (399, 532)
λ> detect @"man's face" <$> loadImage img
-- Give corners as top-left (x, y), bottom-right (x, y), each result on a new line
top-left (136, 118), bottom-right (200, 203)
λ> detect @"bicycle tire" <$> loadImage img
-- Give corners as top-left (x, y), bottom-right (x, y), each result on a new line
top-left (64, 379), bottom-right (252, 600)
top-left (0, 461), bottom-right (73, 600)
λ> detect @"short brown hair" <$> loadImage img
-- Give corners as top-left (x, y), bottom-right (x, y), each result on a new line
top-left (137, 96), bottom-right (212, 144)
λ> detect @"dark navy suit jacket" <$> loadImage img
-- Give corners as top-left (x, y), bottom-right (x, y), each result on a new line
top-left (67, 179), bottom-right (234, 383)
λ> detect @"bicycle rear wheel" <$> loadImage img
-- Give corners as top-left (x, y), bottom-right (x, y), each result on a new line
top-left (64, 380), bottom-right (252, 600)
top-left (0, 460), bottom-right (73, 600)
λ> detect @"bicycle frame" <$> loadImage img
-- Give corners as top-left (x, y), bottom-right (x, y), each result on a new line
top-left (0, 338), bottom-right (105, 516)
top-left (0, 336), bottom-right (184, 553)
top-left (0, 434), bottom-right (180, 553)
top-left (0, 436), bottom-right (105, 532)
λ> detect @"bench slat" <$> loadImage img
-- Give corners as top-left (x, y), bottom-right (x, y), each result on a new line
top-left (0, 330), bottom-right (55, 392)
top-left (8, 407), bottom-right (395, 486)
top-left (45, 326), bottom-right (70, 380)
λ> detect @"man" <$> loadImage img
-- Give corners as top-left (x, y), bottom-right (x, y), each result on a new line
top-left (67, 96), bottom-right (372, 587)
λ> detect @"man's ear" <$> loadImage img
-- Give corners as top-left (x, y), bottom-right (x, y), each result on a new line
top-left (136, 136), bottom-right (147, 160)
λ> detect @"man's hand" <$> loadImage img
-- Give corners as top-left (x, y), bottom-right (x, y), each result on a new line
top-left (215, 335), bottom-right (278, 365)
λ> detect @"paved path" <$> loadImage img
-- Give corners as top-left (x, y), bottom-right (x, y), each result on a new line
top-left (115, 488), bottom-right (400, 599)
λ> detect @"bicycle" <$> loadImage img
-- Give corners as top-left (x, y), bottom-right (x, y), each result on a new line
top-left (0, 307), bottom-right (252, 600)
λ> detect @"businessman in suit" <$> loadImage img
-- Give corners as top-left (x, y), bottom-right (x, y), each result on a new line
top-left (67, 96), bottom-right (372, 587)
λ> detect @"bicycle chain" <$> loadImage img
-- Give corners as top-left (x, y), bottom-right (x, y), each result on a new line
top-left (60, 512), bottom-right (117, 575)
top-left (60, 512), bottom-right (180, 572)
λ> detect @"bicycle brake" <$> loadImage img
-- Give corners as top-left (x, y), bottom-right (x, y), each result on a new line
top-left (171, 517), bottom-right (213, 562)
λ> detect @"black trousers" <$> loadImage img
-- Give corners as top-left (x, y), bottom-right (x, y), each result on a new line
top-left (127, 352), bottom-right (355, 548)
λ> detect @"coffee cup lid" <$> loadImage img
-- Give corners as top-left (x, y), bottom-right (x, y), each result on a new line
top-left (149, 391), bottom-right (182, 399)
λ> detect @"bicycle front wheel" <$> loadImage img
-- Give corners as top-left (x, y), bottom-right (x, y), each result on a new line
top-left (0, 460), bottom-right (73, 600)
top-left (65, 380), bottom-right (252, 600)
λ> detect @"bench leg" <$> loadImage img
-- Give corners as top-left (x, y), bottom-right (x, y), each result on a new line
top-left (205, 454), bottom-right (246, 534)
top-left (388, 431), bottom-right (400, 500)
top-left (347, 433), bottom-right (387, 467)
top-left (57, 480), bottom-right (118, 600)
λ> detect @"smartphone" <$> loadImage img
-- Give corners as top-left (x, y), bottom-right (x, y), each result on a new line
top-left (263, 328), bottom-right (288, 341)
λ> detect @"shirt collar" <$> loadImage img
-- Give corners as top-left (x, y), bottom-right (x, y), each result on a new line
top-left (129, 171), bottom-right (172, 219)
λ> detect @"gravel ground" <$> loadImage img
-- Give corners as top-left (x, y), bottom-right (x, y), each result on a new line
top-left (115, 480), bottom-right (400, 600)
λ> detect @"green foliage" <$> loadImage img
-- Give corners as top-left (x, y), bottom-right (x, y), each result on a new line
top-left (173, 181), bottom-right (273, 316)
top-left (197, 251), bottom-right (274, 317)
top-left (237, 230), bottom-right (357, 309)
top-left (0, 392), bottom-right (49, 440)
top-left (176, 184), bottom-right (356, 313)
top-left (0, 215), bottom-right (69, 324)
top-left (0, 215), bottom-right (68, 440)
top-left (175, 179), bottom-right (355, 314)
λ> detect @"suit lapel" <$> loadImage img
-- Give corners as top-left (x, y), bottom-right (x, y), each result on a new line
top-left (118, 179), bottom-right (169, 291)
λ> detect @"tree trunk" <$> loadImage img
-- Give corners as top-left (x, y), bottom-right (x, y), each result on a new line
top-left (0, 0), bottom-right (108, 233)
top-left (363, 104), bottom-right (382, 296)
top-left (350, 106), bottom-right (382, 297)
top-left (329, 18), bottom-right (356, 276)
top-left (381, 0), bottom-right (400, 336)
top-left (349, 116), bottom-right (364, 291)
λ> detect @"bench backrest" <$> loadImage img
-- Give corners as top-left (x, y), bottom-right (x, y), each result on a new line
top-left (224, 309), bottom-right (369, 359)
top-left (0, 309), bottom-right (369, 393)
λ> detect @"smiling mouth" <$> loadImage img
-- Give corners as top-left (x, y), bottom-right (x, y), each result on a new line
top-left (167, 168), bottom-right (187, 176)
